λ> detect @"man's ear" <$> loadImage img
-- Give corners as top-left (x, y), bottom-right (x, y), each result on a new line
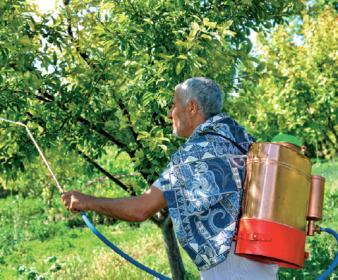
top-left (188, 100), bottom-right (199, 114)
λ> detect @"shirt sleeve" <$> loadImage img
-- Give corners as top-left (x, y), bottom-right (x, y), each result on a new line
top-left (152, 166), bottom-right (171, 192)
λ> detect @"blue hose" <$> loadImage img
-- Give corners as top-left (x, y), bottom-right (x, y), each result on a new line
top-left (80, 212), bottom-right (171, 280)
top-left (316, 227), bottom-right (338, 280)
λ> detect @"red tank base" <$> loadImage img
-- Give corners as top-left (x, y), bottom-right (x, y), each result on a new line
top-left (234, 218), bottom-right (307, 269)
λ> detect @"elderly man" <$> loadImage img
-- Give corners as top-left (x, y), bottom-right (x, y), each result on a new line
top-left (62, 77), bottom-right (278, 279)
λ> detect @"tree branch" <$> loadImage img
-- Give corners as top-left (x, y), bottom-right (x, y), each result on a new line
top-left (29, 88), bottom-right (134, 155)
top-left (76, 148), bottom-right (137, 196)
top-left (115, 98), bottom-right (140, 145)
top-left (76, 116), bottom-right (134, 155)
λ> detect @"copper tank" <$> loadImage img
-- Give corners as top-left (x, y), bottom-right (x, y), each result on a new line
top-left (242, 142), bottom-right (312, 231)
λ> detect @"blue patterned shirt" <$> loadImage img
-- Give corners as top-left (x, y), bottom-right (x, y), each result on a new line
top-left (153, 113), bottom-right (254, 271)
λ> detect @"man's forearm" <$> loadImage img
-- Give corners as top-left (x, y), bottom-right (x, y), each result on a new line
top-left (62, 186), bottom-right (166, 222)
top-left (88, 196), bottom-right (148, 222)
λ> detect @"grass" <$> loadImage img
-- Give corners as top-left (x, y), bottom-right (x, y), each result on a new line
top-left (0, 219), bottom-right (199, 279)
top-left (0, 160), bottom-right (337, 279)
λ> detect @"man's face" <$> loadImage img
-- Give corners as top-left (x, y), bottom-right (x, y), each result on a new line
top-left (168, 90), bottom-right (192, 138)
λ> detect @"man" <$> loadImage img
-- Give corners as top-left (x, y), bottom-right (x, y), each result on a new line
top-left (62, 77), bottom-right (278, 279)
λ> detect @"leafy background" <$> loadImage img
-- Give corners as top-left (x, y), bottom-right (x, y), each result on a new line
top-left (0, 0), bottom-right (337, 279)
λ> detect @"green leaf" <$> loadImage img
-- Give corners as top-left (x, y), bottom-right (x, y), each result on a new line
top-left (0, 48), bottom-right (8, 66)
top-left (203, 18), bottom-right (217, 29)
top-left (175, 61), bottom-right (185, 75)
top-left (191, 22), bottom-right (200, 30)
top-left (256, 62), bottom-right (266, 72)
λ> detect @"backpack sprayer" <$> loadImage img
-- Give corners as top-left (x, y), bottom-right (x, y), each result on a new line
top-left (235, 137), bottom-right (338, 279)
top-left (0, 117), bottom-right (170, 280)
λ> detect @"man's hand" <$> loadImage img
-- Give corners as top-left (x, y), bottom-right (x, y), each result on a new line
top-left (62, 190), bottom-right (94, 212)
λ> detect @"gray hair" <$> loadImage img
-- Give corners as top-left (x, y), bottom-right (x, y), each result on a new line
top-left (175, 77), bottom-right (224, 119)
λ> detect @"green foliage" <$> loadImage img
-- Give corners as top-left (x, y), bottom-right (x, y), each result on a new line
top-left (229, 5), bottom-right (337, 158)
top-left (0, 196), bottom-right (65, 258)
top-left (0, 0), bottom-right (305, 188)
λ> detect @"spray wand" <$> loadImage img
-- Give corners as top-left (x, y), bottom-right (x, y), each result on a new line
top-left (0, 117), bottom-right (170, 280)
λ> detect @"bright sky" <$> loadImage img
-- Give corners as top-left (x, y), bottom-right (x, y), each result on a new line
top-left (30, 0), bottom-right (58, 13)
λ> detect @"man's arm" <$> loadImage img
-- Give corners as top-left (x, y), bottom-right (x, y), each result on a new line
top-left (62, 186), bottom-right (167, 222)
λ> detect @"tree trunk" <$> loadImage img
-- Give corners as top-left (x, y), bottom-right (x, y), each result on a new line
top-left (160, 215), bottom-right (186, 280)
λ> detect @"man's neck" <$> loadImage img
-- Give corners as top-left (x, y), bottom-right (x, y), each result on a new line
top-left (186, 113), bottom-right (206, 138)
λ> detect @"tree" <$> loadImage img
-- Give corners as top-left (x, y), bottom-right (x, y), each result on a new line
top-left (0, 0), bottom-right (305, 278)
top-left (229, 4), bottom-right (337, 158)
